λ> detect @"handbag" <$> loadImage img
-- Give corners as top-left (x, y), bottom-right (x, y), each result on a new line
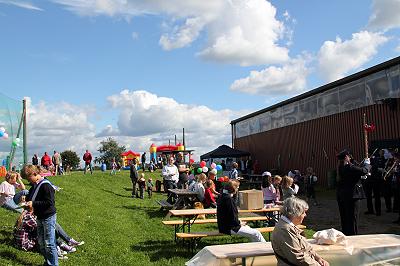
top-left (353, 181), bottom-right (366, 199)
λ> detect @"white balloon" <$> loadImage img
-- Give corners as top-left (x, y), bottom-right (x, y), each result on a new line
top-left (202, 166), bottom-right (208, 173)
top-left (0, 127), bottom-right (5, 133)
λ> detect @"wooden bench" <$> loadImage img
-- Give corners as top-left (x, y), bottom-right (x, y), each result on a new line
top-left (163, 216), bottom-right (270, 241)
top-left (156, 200), bottom-right (174, 210)
top-left (176, 225), bottom-right (306, 253)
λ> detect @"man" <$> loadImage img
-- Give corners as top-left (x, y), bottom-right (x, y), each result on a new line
top-left (162, 156), bottom-right (179, 203)
top-left (130, 159), bottom-right (139, 198)
top-left (364, 149), bottom-right (385, 216)
top-left (141, 152), bottom-right (146, 172)
top-left (52, 151), bottom-right (61, 176)
top-left (83, 150), bottom-right (93, 174)
top-left (32, 154), bottom-right (39, 166)
top-left (41, 152), bottom-right (52, 170)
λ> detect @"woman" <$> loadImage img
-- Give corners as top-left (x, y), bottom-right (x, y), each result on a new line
top-left (272, 197), bottom-right (329, 266)
top-left (0, 171), bottom-right (29, 213)
top-left (217, 180), bottom-right (266, 242)
top-left (336, 149), bottom-right (369, 235)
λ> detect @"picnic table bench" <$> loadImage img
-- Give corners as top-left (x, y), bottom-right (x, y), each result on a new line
top-left (163, 216), bottom-right (270, 241)
top-left (177, 225), bottom-right (306, 254)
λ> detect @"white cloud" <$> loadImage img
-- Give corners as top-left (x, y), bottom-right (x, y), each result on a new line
top-left (0, 0), bottom-right (43, 11)
top-left (106, 90), bottom-right (247, 159)
top-left (230, 57), bottom-right (309, 96)
top-left (25, 98), bottom-right (99, 160)
top-left (318, 31), bottom-right (388, 82)
top-left (51, 0), bottom-right (289, 66)
top-left (197, 0), bottom-right (289, 66)
top-left (368, 0), bottom-right (400, 31)
top-left (159, 17), bottom-right (206, 50)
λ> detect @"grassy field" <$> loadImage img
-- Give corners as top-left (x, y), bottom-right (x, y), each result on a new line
top-left (0, 169), bottom-right (315, 266)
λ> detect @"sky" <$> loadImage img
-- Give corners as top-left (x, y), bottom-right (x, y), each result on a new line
top-left (0, 0), bottom-right (399, 162)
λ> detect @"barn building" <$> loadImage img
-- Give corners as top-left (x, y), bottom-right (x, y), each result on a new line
top-left (231, 56), bottom-right (400, 187)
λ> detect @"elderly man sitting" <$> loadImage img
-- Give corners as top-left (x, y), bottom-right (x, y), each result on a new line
top-left (272, 197), bottom-right (329, 266)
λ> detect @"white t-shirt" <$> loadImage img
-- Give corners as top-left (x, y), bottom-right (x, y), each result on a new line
top-left (162, 164), bottom-right (179, 183)
top-left (0, 181), bottom-right (18, 206)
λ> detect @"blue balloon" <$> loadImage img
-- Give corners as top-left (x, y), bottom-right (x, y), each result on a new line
top-left (0, 131), bottom-right (3, 137)
top-left (216, 165), bottom-right (222, 171)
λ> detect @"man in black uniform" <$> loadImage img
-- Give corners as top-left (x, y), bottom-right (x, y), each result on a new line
top-left (364, 149), bottom-right (386, 216)
top-left (336, 149), bottom-right (369, 236)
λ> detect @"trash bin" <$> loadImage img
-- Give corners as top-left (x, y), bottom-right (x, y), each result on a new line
top-left (101, 163), bottom-right (107, 172)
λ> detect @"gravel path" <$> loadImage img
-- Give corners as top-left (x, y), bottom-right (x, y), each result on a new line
top-left (304, 192), bottom-right (400, 235)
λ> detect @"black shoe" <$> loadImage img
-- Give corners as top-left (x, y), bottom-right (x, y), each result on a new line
top-left (392, 219), bottom-right (400, 224)
top-left (364, 211), bottom-right (374, 215)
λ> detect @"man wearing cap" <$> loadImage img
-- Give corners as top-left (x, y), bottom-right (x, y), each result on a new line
top-left (336, 149), bottom-right (370, 235)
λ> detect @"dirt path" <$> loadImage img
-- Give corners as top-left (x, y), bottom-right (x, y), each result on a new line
top-left (303, 192), bottom-right (400, 235)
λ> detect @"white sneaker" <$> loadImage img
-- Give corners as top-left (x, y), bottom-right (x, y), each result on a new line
top-left (68, 238), bottom-right (84, 246)
top-left (60, 242), bottom-right (76, 253)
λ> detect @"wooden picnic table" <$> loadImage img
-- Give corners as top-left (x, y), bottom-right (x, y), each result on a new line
top-left (169, 207), bottom-right (281, 232)
top-left (186, 234), bottom-right (400, 266)
top-left (161, 189), bottom-right (199, 218)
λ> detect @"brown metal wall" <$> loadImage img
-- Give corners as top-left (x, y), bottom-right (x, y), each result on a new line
top-left (234, 99), bottom-right (400, 188)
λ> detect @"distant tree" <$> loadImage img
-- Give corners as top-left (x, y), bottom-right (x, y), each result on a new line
top-left (95, 137), bottom-right (126, 168)
top-left (60, 150), bottom-right (80, 170)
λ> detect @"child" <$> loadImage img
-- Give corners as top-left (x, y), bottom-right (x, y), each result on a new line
top-left (0, 172), bottom-right (29, 213)
top-left (22, 164), bottom-right (58, 266)
top-left (110, 158), bottom-right (117, 175)
top-left (261, 173), bottom-right (282, 205)
top-left (147, 178), bottom-right (154, 198)
top-left (137, 173), bottom-right (146, 199)
top-left (203, 179), bottom-right (216, 208)
top-left (281, 175), bottom-right (299, 200)
top-left (305, 167), bottom-right (318, 205)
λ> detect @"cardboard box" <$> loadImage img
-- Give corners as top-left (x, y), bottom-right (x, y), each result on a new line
top-left (239, 189), bottom-right (263, 210)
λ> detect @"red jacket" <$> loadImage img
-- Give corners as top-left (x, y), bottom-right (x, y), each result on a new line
top-left (83, 152), bottom-right (92, 164)
top-left (41, 155), bottom-right (52, 167)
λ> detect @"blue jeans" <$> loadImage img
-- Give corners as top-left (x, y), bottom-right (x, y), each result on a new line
top-left (2, 189), bottom-right (29, 213)
top-left (37, 214), bottom-right (58, 266)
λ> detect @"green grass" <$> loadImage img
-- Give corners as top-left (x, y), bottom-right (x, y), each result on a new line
top-left (0, 170), bottom-right (315, 265)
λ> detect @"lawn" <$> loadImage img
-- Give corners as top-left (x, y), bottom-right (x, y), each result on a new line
top-left (0, 169), bottom-right (315, 266)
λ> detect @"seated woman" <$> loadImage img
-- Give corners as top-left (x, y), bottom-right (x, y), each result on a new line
top-left (217, 180), bottom-right (266, 242)
top-left (272, 197), bottom-right (329, 266)
top-left (0, 172), bottom-right (29, 213)
top-left (281, 175), bottom-right (299, 201)
top-left (14, 210), bottom-right (84, 254)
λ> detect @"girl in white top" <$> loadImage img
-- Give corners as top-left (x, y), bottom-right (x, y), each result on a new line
top-left (0, 171), bottom-right (29, 213)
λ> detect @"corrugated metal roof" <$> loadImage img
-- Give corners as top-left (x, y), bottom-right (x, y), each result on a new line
top-left (231, 56), bottom-right (400, 125)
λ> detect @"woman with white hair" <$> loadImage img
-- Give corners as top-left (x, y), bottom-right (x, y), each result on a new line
top-left (272, 197), bottom-right (329, 266)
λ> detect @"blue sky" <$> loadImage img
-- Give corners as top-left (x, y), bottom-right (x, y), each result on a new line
top-left (0, 0), bottom-right (399, 161)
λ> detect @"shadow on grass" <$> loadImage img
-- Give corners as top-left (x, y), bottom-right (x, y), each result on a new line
top-left (123, 187), bottom-right (133, 191)
top-left (120, 205), bottom-right (166, 219)
top-left (0, 229), bottom-right (13, 245)
top-left (130, 239), bottom-right (191, 261)
top-left (0, 251), bottom-right (38, 266)
top-left (102, 189), bottom-right (132, 198)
